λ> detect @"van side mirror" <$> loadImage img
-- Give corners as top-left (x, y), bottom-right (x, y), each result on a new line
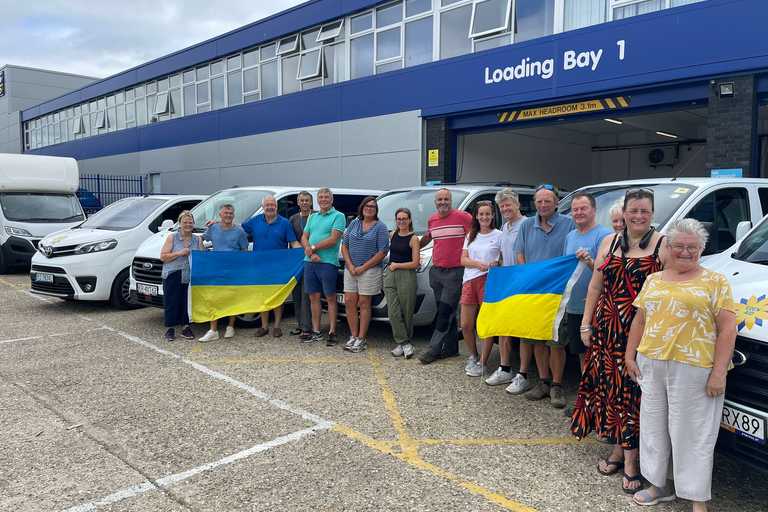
top-left (159, 219), bottom-right (174, 231)
top-left (735, 221), bottom-right (752, 241)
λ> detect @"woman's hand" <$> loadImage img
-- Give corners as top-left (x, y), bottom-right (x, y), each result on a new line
top-left (478, 262), bottom-right (490, 272)
top-left (177, 247), bottom-right (191, 257)
top-left (625, 357), bottom-right (641, 382)
top-left (389, 262), bottom-right (399, 271)
top-left (580, 327), bottom-right (591, 348)
top-left (706, 371), bottom-right (727, 397)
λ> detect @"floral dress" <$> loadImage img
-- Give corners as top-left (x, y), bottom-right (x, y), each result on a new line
top-left (570, 234), bottom-right (664, 449)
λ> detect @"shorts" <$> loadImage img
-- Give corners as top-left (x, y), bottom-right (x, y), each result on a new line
top-left (565, 313), bottom-right (586, 355)
top-left (304, 261), bottom-right (337, 296)
top-left (344, 266), bottom-right (383, 295)
top-left (460, 274), bottom-right (487, 305)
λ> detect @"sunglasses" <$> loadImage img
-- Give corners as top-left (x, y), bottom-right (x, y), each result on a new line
top-left (625, 188), bottom-right (654, 198)
top-left (535, 183), bottom-right (555, 192)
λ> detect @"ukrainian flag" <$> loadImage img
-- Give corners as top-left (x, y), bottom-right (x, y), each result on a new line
top-left (189, 248), bottom-right (305, 323)
top-left (477, 255), bottom-right (583, 341)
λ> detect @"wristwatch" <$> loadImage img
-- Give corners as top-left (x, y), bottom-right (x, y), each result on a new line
top-left (310, 244), bottom-right (317, 252)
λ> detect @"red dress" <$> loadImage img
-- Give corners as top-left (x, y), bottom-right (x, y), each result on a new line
top-left (570, 235), bottom-right (664, 449)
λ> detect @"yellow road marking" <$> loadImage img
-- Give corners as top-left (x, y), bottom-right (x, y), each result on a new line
top-left (190, 344), bottom-right (204, 354)
top-left (331, 423), bottom-right (399, 454)
top-left (0, 277), bottom-right (24, 289)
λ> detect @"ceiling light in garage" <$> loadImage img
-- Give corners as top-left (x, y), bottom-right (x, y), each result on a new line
top-left (604, 118), bottom-right (623, 125)
top-left (656, 131), bottom-right (678, 139)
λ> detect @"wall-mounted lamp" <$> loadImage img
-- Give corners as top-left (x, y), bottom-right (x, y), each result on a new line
top-left (718, 82), bottom-right (735, 97)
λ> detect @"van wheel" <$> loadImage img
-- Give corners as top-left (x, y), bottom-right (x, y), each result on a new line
top-left (234, 313), bottom-right (263, 328)
top-left (110, 269), bottom-right (142, 310)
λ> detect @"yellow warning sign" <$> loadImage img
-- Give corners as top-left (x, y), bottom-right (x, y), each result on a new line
top-left (428, 149), bottom-right (439, 167)
top-left (498, 96), bottom-right (630, 124)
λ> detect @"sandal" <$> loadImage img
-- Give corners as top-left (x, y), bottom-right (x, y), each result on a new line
top-left (596, 457), bottom-right (624, 476)
top-left (633, 487), bottom-right (676, 506)
top-left (622, 471), bottom-right (643, 494)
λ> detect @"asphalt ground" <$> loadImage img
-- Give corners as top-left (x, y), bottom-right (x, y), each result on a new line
top-left (1, 272), bottom-right (767, 512)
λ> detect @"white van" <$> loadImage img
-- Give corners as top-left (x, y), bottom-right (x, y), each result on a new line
top-left (30, 195), bottom-right (203, 308)
top-left (0, 154), bottom-right (86, 273)
top-left (129, 186), bottom-right (381, 324)
top-left (559, 178), bottom-right (768, 255)
top-left (701, 215), bottom-right (768, 471)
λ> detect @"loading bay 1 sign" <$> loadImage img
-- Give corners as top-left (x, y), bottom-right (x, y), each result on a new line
top-left (497, 96), bottom-right (630, 123)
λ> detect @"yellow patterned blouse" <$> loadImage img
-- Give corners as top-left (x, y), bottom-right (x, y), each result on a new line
top-left (633, 269), bottom-right (735, 368)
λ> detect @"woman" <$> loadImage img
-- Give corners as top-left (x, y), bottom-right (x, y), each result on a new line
top-left (385, 208), bottom-right (420, 359)
top-left (160, 210), bottom-right (201, 342)
top-left (460, 201), bottom-right (502, 377)
top-left (610, 200), bottom-right (625, 233)
top-left (626, 218), bottom-right (735, 511)
top-left (570, 188), bottom-right (666, 494)
top-left (341, 196), bottom-right (389, 353)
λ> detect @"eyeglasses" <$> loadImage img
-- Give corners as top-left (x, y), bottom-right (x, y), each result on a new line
top-left (363, 204), bottom-right (377, 209)
top-left (396, 217), bottom-right (410, 222)
top-left (670, 243), bottom-right (700, 254)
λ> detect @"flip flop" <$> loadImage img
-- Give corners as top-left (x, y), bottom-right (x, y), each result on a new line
top-left (622, 471), bottom-right (644, 494)
top-left (633, 488), bottom-right (676, 506)
top-left (596, 457), bottom-right (624, 476)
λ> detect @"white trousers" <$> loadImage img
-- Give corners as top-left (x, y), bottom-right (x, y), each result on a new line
top-left (636, 354), bottom-right (724, 502)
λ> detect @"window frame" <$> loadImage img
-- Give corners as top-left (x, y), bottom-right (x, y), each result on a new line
top-left (297, 47), bottom-right (323, 80)
top-left (317, 20), bottom-right (344, 42)
top-left (469, 0), bottom-right (513, 39)
top-left (276, 34), bottom-right (300, 55)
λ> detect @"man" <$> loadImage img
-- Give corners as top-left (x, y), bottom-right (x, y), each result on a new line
top-left (242, 195), bottom-right (301, 338)
top-left (301, 188), bottom-right (346, 346)
top-left (288, 191), bottom-right (315, 341)
top-left (418, 188), bottom-right (472, 365)
top-left (485, 188), bottom-right (526, 387)
top-left (562, 193), bottom-right (611, 411)
top-left (198, 204), bottom-right (248, 343)
top-left (512, 185), bottom-right (575, 408)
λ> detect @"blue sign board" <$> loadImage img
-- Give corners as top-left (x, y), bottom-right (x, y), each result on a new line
top-left (711, 168), bottom-right (743, 178)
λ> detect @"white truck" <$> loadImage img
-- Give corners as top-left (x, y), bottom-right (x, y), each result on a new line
top-left (0, 154), bottom-right (86, 273)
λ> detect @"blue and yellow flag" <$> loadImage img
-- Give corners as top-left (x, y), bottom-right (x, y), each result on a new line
top-left (477, 255), bottom-right (583, 341)
top-left (189, 249), bottom-right (305, 322)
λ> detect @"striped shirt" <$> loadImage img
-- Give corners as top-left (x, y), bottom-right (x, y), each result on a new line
top-left (428, 209), bottom-right (473, 268)
top-left (342, 218), bottom-right (390, 267)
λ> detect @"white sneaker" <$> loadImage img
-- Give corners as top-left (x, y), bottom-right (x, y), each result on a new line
top-left (344, 336), bottom-right (357, 351)
top-left (464, 354), bottom-right (479, 373)
top-left (505, 373), bottom-right (531, 395)
top-left (350, 338), bottom-right (367, 353)
top-left (224, 326), bottom-right (235, 338)
top-left (391, 344), bottom-right (404, 357)
top-left (402, 343), bottom-right (414, 359)
top-left (198, 330), bottom-right (219, 343)
top-left (485, 368), bottom-right (514, 386)
top-left (465, 360), bottom-right (483, 377)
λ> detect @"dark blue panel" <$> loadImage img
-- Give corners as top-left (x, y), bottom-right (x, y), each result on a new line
top-left (25, 0), bottom-right (768, 162)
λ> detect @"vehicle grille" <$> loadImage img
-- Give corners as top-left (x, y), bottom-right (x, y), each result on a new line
top-left (30, 275), bottom-right (75, 296)
top-left (726, 336), bottom-right (768, 413)
top-left (30, 265), bottom-right (66, 274)
top-left (132, 257), bottom-right (163, 285)
top-left (38, 244), bottom-right (78, 258)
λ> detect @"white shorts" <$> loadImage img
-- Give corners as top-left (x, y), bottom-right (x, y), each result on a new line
top-left (343, 267), bottom-right (383, 296)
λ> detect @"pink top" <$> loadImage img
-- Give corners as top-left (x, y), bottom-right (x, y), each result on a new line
top-left (428, 209), bottom-right (473, 268)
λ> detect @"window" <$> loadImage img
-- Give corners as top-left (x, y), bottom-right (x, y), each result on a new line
top-left (183, 86), bottom-right (195, 115)
top-left (470, 0), bottom-right (511, 38)
top-left (351, 11), bottom-right (373, 33)
top-left (564, 0), bottom-right (607, 30)
top-left (210, 60), bottom-right (225, 76)
top-left (612, 0), bottom-right (663, 19)
top-left (282, 54), bottom-right (301, 94)
top-left (211, 76), bottom-right (226, 110)
top-left (153, 92), bottom-right (170, 115)
top-left (377, 2), bottom-right (403, 27)
top-left (758, 188), bottom-right (768, 216)
top-left (277, 34), bottom-right (299, 55)
top-left (136, 98), bottom-right (147, 125)
top-left (243, 67), bottom-right (259, 94)
top-left (261, 43), bottom-right (277, 61)
top-left (474, 32), bottom-right (510, 51)
top-left (440, 4), bottom-right (473, 58)
top-left (72, 116), bottom-right (84, 135)
top-left (671, 0), bottom-right (704, 5)
top-left (323, 43), bottom-right (346, 84)
top-left (351, 33), bottom-right (375, 78)
top-left (228, 55), bottom-right (242, 70)
top-left (317, 20), bottom-right (344, 41)
top-left (298, 48), bottom-right (322, 80)
top-left (686, 188), bottom-right (751, 255)
top-left (377, 27), bottom-right (401, 61)
top-left (514, 0), bottom-right (555, 42)
top-left (95, 110), bottom-right (106, 129)
top-left (405, 16), bottom-right (433, 67)
top-left (406, 0), bottom-right (432, 17)
top-left (301, 28), bottom-right (321, 50)
top-left (227, 70), bottom-right (243, 106)
top-left (243, 49), bottom-right (258, 68)
top-left (261, 60), bottom-right (278, 99)
top-left (196, 82), bottom-right (210, 107)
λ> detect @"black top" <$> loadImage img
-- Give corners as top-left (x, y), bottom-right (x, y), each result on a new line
top-left (389, 232), bottom-right (415, 264)
top-left (289, 211), bottom-right (314, 240)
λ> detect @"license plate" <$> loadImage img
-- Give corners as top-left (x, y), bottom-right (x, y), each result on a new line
top-left (34, 272), bottom-right (54, 283)
top-left (137, 283), bottom-right (159, 296)
top-left (336, 293), bottom-right (345, 304)
top-left (721, 402), bottom-right (766, 444)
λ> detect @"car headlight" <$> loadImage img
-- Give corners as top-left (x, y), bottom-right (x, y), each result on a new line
top-left (74, 239), bottom-right (118, 254)
top-left (5, 226), bottom-right (33, 237)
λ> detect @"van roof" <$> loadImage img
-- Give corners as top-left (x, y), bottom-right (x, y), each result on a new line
top-left (575, 177), bottom-right (768, 189)
top-left (209, 186), bottom-right (384, 195)
top-left (380, 184), bottom-right (537, 195)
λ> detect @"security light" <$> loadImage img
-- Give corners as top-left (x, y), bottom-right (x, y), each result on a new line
top-left (718, 82), bottom-right (735, 97)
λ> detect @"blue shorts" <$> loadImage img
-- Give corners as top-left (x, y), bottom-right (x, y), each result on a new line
top-left (303, 261), bottom-right (337, 296)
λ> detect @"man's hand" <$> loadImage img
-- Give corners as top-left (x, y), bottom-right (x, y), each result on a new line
top-left (310, 254), bottom-right (321, 263)
top-left (575, 249), bottom-right (593, 268)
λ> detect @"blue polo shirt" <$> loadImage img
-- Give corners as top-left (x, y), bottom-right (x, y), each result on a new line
top-left (242, 214), bottom-right (297, 251)
top-left (514, 212), bottom-right (575, 263)
top-left (564, 224), bottom-right (612, 314)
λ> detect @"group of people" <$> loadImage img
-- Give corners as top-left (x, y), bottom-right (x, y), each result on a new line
top-left (159, 185), bottom-right (737, 511)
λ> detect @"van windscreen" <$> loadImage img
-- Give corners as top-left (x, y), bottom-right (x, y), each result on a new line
top-left (0, 193), bottom-right (84, 223)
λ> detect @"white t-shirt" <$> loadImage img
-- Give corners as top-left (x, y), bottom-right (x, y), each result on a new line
top-left (462, 229), bottom-right (502, 283)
